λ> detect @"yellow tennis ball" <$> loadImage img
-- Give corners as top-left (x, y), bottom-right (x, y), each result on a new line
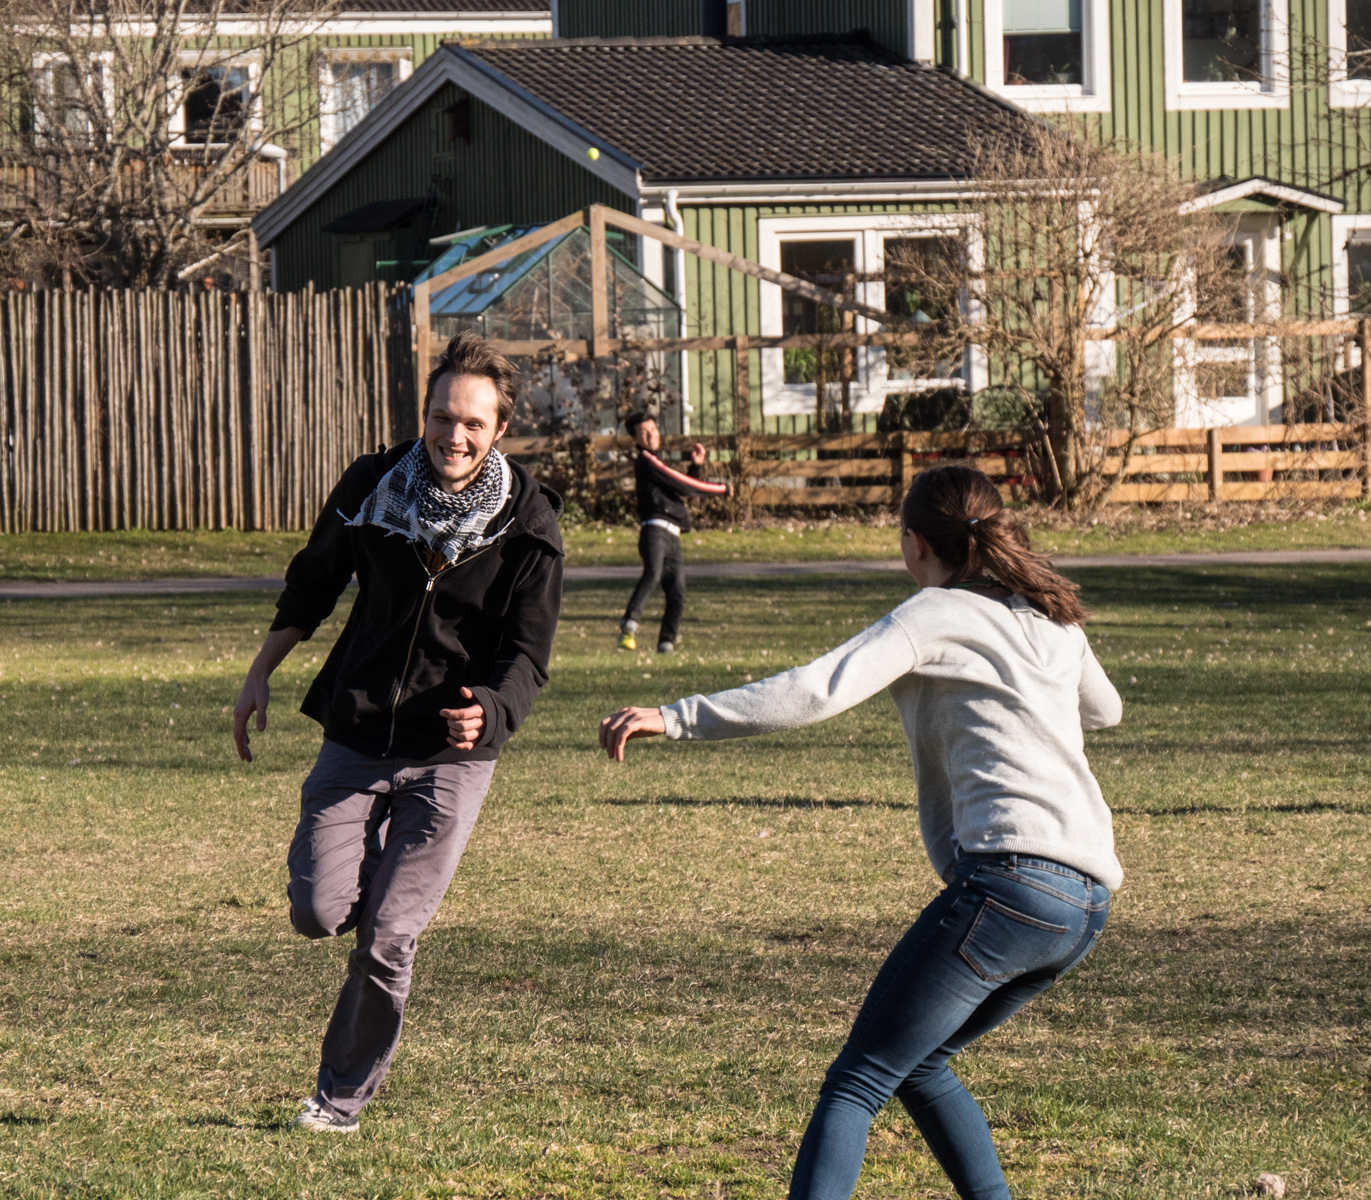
top-left (587, 147), bottom-right (600, 160)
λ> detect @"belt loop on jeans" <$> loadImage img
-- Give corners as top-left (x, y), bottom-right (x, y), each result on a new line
top-left (1008, 853), bottom-right (1017, 869)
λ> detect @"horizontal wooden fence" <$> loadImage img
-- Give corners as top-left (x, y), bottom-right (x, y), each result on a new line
top-left (0, 285), bottom-right (415, 532)
top-left (503, 423), bottom-right (1367, 511)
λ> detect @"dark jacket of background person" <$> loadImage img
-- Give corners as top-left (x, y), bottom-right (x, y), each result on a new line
top-left (633, 449), bottom-right (725, 530)
top-left (272, 440), bottom-right (564, 762)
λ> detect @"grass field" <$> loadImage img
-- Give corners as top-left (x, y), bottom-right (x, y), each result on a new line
top-left (3, 504), bottom-right (1371, 582)
top-left (1, 565), bottom-right (1368, 1198)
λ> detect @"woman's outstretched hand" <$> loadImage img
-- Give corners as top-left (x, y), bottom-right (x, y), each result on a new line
top-left (599, 706), bottom-right (666, 762)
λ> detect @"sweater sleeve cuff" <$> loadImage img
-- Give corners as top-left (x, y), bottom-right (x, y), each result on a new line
top-left (660, 702), bottom-right (688, 740)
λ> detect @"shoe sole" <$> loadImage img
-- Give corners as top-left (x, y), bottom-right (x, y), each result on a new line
top-left (294, 1116), bottom-right (358, 1133)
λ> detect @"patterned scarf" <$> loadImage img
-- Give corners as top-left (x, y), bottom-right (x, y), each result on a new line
top-left (345, 441), bottom-right (512, 565)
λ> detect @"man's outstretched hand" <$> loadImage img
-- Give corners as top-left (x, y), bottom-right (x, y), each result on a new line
top-left (599, 706), bottom-right (666, 762)
top-left (441, 688), bottom-right (487, 751)
top-left (233, 673), bottom-right (270, 762)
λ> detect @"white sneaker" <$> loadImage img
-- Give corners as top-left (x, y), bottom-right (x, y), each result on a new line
top-left (294, 1097), bottom-right (358, 1133)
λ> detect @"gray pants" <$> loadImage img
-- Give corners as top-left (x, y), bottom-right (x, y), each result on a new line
top-left (287, 739), bottom-right (496, 1118)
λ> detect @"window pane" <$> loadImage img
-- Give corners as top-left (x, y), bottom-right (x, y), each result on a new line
top-left (1348, 239), bottom-right (1371, 312)
top-left (780, 239), bottom-right (854, 385)
top-left (183, 65), bottom-right (249, 142)
top-left (1197, 244), bottom-right (1252, 324)
top-left (884, 237), bottom-right (959, 382)
top-left (1004, 0), bottom-right (1082, 85)
top-left (51, 63), bottom-right (87, 132)
top-left (1182, 0), bottom-right (1263, 84)
top-left (1348, 0), bottom-right (1371, 78)
top-left (1195, 361), bottom-right (1251, 399)
top-left (1005, 33), bottom-right (1083, 84)
top-left (1004, 0), bottom-right (1081, 32)
top-left (332, 60), bottom-right (398, 137)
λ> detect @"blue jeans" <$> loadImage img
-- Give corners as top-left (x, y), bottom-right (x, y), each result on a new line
top-left (788, 854), bottom-right (1110, 1200)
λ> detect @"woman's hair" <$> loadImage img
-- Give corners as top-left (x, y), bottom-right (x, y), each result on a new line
top-left (901, 465), bottom-right (1088, 626)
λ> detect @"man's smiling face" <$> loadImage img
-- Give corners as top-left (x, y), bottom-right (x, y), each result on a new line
top-left (423, 373), bottom-right (509, 493)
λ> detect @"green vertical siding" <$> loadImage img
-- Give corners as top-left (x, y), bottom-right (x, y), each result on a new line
top-left (271, 87), bottom-right (633, 291)
top-left (744, 0), bottom-right (908, 57)
top-left (556, 0), bottom-right (702, 38)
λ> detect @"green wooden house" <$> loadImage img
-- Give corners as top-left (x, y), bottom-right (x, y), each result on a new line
top-left (252, 0), bottom-right (1371, 434)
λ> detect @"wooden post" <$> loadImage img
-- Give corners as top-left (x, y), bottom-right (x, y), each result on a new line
top-left (589, 205), bottom-right (609, 361)
top-left (413, 278), bottom-right (431, 437)
top-left (1207, 427), bottom-right (1224, 502)
top-left (1361, 318), bottom-right (1371, 499)
top-left (892, 429), bottom-right (907, 510)
top-left (733, 335), bottom-right (752, 522)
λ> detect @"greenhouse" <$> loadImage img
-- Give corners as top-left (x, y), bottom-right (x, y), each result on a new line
top-left (414, 224), bottom-right (684, 436)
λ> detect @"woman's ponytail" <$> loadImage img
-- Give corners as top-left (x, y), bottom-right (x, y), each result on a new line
top-left (901, 466), bottom-right (1088, 626)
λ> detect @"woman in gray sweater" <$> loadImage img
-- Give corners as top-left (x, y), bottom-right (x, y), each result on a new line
top-left (600, 465), bottom-right (1122, 1200)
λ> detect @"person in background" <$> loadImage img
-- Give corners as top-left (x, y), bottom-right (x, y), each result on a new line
top-left (618, 411), bottom-right (729, 654)
top-left (599, 465), bottom-right (1122, 1200)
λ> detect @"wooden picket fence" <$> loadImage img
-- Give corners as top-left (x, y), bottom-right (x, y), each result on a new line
top-left (0, 284), bottom-right (416, 532)
top-left (503, 423), bottom-right (1368, 511)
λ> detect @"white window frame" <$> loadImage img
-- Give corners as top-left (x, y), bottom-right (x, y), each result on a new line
top-left (169, 50), bottom-right (262, 145)
top-left (318, 48), bottom-right (412, 153)
top-left (758, 214), bottom-right (984, 419)
top-left (30, 51), bottom-right (114, 135)
top-left (1174, 216), bottom-right (1283, 427)
top-left (1329, 0), bottom-right (1371, 107)
top-left (1331, 213), bottom-right (1371, 375)
top-left (1164, 0), bottom-right (1289, 111)
top-left (983, 0), bottom-right (1112, 113)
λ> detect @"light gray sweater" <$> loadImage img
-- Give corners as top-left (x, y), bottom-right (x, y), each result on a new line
top-left (660, 587), bottom-right (1124, 890)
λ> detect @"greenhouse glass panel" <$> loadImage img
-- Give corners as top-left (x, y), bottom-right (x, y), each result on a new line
top-left (416, 224), bottom-right (683, 436)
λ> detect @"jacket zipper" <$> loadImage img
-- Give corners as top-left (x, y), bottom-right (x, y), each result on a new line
top-left (381, 540), bottom-right (499, 757)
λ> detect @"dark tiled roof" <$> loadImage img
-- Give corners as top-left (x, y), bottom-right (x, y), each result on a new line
top-left (459, 36), bottom-right (1039, 185)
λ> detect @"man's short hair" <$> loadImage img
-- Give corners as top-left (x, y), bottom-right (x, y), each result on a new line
top-left (424, 331), bottom-right (518, 423)
top-left (625, 410), bottom-right (656, 435)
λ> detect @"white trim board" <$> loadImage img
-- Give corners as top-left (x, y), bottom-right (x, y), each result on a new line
top-left (1179, 177), bottom-right (1344, 215)
top-left (66, 15), bottom-right (551, 37)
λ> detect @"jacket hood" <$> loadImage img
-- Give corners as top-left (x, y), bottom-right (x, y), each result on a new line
top-left (501, 457), bottom-right (564, 556)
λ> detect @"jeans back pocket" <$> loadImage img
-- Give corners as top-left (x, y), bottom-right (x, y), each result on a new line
top-left (958, 897), bottom-right (1071, 982)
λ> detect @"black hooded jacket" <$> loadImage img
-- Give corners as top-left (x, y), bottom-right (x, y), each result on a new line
top-left (271, 440), bottom-right (564, 762)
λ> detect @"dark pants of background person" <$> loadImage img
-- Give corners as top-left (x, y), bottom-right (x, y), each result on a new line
top-left (286, 739), bottom-right (496, 1119)
top-left (787, 853), bottom-right (1111, 1200)
top-left (623, 524), bottom-right (685, 645)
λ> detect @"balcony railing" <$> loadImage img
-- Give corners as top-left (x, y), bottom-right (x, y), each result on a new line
top-left (0, 150), bottom-right (292, 219)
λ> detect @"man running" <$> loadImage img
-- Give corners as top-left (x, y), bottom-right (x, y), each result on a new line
top-left (232, 332), bottom-right (563, 1133)
top-left (618, 411), bottom-right (728, 654)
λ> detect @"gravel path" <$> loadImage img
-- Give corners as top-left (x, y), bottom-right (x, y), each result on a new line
top-left (2, 547), bottom-right (1369, 599)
